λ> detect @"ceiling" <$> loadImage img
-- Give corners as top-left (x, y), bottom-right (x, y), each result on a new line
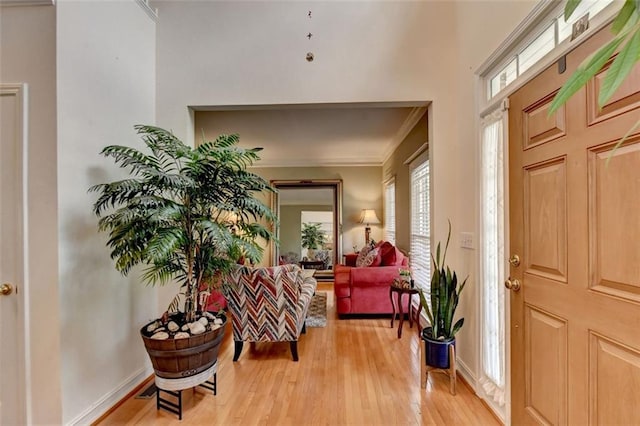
top-left (193, 104), bottom-right (427, 167)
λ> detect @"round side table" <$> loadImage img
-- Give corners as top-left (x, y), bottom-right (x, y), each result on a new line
top-left (389, 283), bottom-right (422, 338)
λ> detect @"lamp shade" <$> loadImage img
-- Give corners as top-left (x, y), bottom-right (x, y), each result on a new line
top-left (359, 209), bottom-right (380, 225)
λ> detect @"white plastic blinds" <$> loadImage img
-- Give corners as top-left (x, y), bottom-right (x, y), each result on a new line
top-left (410, 156), bottom-right (430, 291)
top-left (479, 110), bottom-right (506, 410)
top-left (384, 180), bottom-right (396, 245)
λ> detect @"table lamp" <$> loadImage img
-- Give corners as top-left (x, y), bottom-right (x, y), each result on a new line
top-left (359, 209), bottom-right (380, 245)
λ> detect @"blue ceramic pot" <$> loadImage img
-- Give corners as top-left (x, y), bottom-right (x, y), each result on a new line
top-left (421, 327), bottom-right (455, 369)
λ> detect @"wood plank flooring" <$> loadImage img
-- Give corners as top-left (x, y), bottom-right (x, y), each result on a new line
top-left (98, 283), bottom-right (500, 425)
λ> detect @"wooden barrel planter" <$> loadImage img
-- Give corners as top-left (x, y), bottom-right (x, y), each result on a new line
top-left (140, 313), bottom-right (227, 379)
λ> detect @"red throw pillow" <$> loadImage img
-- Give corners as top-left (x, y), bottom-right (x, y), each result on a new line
top-left (391, 247), bottom-right (405, 266)
top-left (379, 242), bottom-right (395, 266)
top-left (380, 242), bottom-right (405, 266)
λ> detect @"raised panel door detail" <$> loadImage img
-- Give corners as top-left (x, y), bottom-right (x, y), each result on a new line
top-left (587, 57), bottom-right (640, 126)
top-left (588, 140), bottom-right (640, 302)
top-left (524, 158), bottom-right (568, 282)
top-left (523, 92), bottom-right (566, 150)
top-left (589, 332), bottom-right (640, 425)
top-left (511, 24), bottom-right (640, 426)
top-left (525, 305), bottom-right (568, 425)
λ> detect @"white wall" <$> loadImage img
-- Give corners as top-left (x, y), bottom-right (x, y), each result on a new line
top-left (156, 1), bottom-right (432, 141)
top-left (451, 0), bottom-right (537, 387)
top-left (155, 0), bottom-right (538, 393)
top-left (0, 3), bottom-right (62, 424)
top-left (56, 1), bottom-right (156, 423)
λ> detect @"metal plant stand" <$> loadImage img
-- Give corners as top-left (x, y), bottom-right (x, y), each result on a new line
top-left (155, 362), bottom-right (218, 419)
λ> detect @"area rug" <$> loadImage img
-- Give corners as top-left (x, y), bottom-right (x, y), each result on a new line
top-left (305, 292), bottom-right (327, 328)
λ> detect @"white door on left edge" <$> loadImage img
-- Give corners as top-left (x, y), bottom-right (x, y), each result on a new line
top-left (0, 84), bottom-right (27, 425)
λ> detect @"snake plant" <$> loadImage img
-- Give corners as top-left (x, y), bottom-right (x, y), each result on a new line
top-left (419, 221), bottom-right (468, 340)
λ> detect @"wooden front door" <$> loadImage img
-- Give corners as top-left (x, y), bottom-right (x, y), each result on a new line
top-left (508, 25), bottom-right (640, 425)
top-left (0, 84), bottom-right (27, 425)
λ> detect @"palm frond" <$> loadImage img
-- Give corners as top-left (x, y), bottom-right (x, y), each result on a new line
top-left (145, 228), bottom-right (186, 264)
top-left (99, 145), bottom-right (161, 178)
top-left (226, 238), bottom-right (262, 265)
top-left (197, 219), bottom-right (234, 247)
top-left (238, 222), bottom-right (274, 242)
top-left (135, 125), bottom-right (191, 160)
top-left (142, 261), bottom-right (185, 286)
top-left (166, 292), bottom-right (184, 314)
top-left (90, 179), bottom-right (147, 215)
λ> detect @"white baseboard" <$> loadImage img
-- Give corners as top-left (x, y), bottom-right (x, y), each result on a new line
top-left (456, 358), bottom-right (477, 392)
top-left (456, 359), bottom-right (506, 423)
top-left (66, 366), bottom-right (153, 426)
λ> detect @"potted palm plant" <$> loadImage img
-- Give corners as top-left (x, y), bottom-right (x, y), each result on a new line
top-left (418, 221), bottom-right (468, 369)
top-left (90, 125), bottom-right (276, 379)
top-left (301, 222), bottom-right (326, 260)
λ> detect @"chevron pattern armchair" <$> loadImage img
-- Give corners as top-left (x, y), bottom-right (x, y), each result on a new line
top-left (225, 264), bottom-right (317, 361)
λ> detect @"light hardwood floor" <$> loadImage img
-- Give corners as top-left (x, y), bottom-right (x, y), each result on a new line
top-left (98, 283), bottom-right (500, 425)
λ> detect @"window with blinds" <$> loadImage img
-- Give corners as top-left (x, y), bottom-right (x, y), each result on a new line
top-left (384, 180), bottom-right (396, 245)
top-left (410, 155), bottom-right (430, 291)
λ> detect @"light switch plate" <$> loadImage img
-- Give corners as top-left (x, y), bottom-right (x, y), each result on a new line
top-left (460, 232), bottom-right (474, 249)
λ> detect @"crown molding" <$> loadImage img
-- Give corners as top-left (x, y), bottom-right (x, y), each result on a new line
top-left (250, 158), bottom-right (382, 168)
top-left (192, 100), bottom-right (429, 111)
top-left (135, 0), bottom-right (157, 21)
top-left (403, 142), bottom-right (428, 165)
top-left (382, 106), bottom-right (427, 164)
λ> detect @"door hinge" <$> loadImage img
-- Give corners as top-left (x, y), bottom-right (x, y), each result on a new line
top-left (502, 98), bottom-right (510, 111)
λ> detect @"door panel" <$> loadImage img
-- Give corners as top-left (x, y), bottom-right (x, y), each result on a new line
top-left (524, 305), bottom-right (568, 426)
top-left (524, 158), bottom-right (567, 281)
top-left (522, 93), bottom-right (566, 149)
top-left (588, 139), bottom-right (640, 300)
top-left (587, 59), bottom-right (640, 125)
top-left (509, 25), bottom-right (640, 425)
top-left (589, 332), bottom-right (640, 425)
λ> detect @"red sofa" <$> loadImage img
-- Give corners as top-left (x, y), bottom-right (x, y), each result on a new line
top-left (334, 242), bottom-right (408, 316)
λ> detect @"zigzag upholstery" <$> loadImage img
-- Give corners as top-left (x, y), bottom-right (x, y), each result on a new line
top-left (225, 264), bottom-right (317, 361)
